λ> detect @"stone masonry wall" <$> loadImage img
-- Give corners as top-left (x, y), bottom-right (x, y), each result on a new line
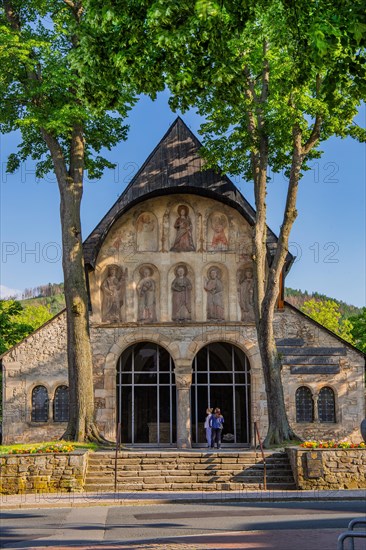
top-left (1, 300), bottom-right (364, 445)
top-left (0, 451), bottom-right (87, 494)
top-left (275, 307), bottom-right (365, 443)
top-left (2, 312), bottom-right (68, 444)
top-left (287, 447), bottom-right (366, 489)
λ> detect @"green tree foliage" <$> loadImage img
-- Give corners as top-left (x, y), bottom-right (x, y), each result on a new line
top-left (349, 308), bottom-right (366, 353)
top-left (16, 303), bottom-right (53, 330)
top-left (285, 288), bottom-right (363, 319)
top-left (0, 0), bottom-right (136, 441)
top-left (301, 299), bottom-right (354, 344)
top-left (0, 300), bottom-right (34, 355)
top-left (83, 0), bottom-right (366, 445)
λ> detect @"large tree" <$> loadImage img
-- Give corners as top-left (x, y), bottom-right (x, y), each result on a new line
top-left (0, 0), bottom-right (135, 440)
top-left (84, 0), bottom-right (366, 445)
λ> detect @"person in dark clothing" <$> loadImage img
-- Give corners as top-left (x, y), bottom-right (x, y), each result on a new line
top-left (210, 408), bottom-right (224, 449)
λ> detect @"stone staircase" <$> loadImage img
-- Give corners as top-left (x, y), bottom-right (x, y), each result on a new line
top-left (84, 451), bottom-right (296, 492)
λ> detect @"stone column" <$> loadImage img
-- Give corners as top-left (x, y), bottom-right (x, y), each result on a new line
top-left (175, 360), bottom-right (193, 449)
top-left (313, 394), bottom-right (319, 422)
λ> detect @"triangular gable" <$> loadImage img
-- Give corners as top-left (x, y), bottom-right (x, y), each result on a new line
top-left (83, 117), bottom-right (279, 268)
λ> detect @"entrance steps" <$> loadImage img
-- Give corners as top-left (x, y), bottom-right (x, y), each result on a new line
top-left (84, 450), bottom-right (296, 492)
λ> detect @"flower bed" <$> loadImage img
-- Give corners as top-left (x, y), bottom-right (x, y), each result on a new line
top-left (300, 440), bottom-right (365, 449)
top-left (7, 442), bottom-right (75, 455)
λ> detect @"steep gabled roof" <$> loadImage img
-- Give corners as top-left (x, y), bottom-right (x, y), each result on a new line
top-left (83, 116), bottom-right (281, 268)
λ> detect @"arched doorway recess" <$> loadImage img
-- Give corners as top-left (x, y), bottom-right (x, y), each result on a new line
top-left (116, 343), bottom-right (176, 445)
top-left (191, 342), bottom-right (251, 446)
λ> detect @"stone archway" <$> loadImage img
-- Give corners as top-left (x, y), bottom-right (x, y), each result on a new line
top-left (116, 342), bottom-right (177, 445)
top-left (191, 342), bottom-right (251, 447)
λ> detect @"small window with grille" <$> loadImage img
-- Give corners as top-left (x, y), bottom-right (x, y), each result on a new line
top-left (31, 386), bottom-right (49, 422)
top-left (318, 387), bottom-right (336, 423)
top-left (295, 386), bottom-right (313, 423)
top-left (54, 385), bottom-right (69, 422)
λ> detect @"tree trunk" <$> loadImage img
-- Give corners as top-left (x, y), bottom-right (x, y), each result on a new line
top-left (258, 308), bottom-right (298, 447)
top-left (59, 179), bottom-right (95, 441)
top-left (41, 128), bottom-right (105, 442)
top-left (252, 118), bottom-right (306, 447)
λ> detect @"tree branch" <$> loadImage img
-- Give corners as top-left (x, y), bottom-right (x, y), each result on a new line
top-left (40, 128), bottom-right (69, 188)
top-left (3, 0), bottom-right (20, 31)
top-left (63, 0), bottom-right (83, 22)
top-left (303, 113), bottom-right (322, 155)
top-left (263, 122), bottom-right (303, 313)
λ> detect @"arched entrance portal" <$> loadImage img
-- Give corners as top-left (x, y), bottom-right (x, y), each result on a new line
top-left (116, 343), bottom-right (176, 445)
top-left (191, 343), bottom-right (251, 446)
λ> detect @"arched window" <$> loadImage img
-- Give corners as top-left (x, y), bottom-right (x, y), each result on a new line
top-left (54, 385), bottom-right (69, 422)
top-left (295, 386), bottom-right (313, 423)
top-left (318, 387), bottom-right (336, 423)
top-left (31, 386), bottom-right (49, 422)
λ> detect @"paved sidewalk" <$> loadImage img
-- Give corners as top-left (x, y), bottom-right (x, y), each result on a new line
top-left (21, 529), bottom-right (350, 550)
top-left (1, 488), bottom-right (365, 509)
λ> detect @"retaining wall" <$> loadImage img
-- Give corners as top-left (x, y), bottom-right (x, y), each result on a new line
top-left (0, 451), bottom-right (87, 494)
top-left (286, 447), bottom-right (366, 489)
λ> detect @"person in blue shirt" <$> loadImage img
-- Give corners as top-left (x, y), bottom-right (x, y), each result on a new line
top-left (210, 408), bottom-right (224, 449)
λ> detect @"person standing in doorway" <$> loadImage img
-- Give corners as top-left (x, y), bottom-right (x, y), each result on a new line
top-left (204, 408), bottom-right (213, 448)
top-left (210, 408), bottom-right (224, 449)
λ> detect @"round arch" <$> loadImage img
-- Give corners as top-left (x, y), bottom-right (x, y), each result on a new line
top-left (191, 341), bottom-right (252, 447)
top-left (116, 342), bottom-right (177, 445)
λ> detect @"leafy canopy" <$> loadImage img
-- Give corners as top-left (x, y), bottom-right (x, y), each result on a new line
top-left (0, 0), bottom-right (136, 179)
top-left (0, 300), bottom-right (34, 354)
top-left (301, 299), bottom-right (354, 344)
top-left (349, 308), bottom-right (366, 353)
top-left (84, 0), bottom-right (366, 179)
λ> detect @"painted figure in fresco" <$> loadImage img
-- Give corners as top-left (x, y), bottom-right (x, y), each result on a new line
top-left (170, 205), bottom-right (195, 252)
top-left (136, 212), bottom-right (158, 251)
top-left (137, 266), bottom-right (157, 323)
top-left (101, 265), bottom-right (126, 322)
top-left (211, 214), bottom-right (228, 250)
top-left (137, 213), bottom-right (155, 233)
top-left (171, 264), bottom-right (192, 321)
top-left (204, 267), bottom-right (225, 321)
top-left (238, 266), bottom-right (255, 321)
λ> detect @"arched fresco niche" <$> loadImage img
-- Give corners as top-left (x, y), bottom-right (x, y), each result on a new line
top-left (170, 263), bottom-right (195, 322)
top-left (136, 212), bottom-right (158, 252)
top-left (203, 265), bottom-right (226, 321)
top-left (207, 212), bottom-right (229, 251)
top-left (99, 215), bottom-right (136, 262)
top-left (237, 264), bottom-right (255, 322)
top-left (135, 264), bottom-right (159, 323)
top-left (170, 203), bottom-right (196, 252)
top-left (100, 264), bottom-right (127, 323)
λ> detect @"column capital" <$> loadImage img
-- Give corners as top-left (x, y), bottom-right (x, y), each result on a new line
top-left (174, 359), bottom-right (192, 372)
top-left (175, 371), bottom-right (192, 390)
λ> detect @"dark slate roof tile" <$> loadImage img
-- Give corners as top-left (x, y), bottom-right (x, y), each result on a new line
top-left (83, 117), bottom-right (279, 267)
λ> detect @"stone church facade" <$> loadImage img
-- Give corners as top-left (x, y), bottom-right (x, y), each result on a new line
top-left (1, 118), bottom-right (365, 446)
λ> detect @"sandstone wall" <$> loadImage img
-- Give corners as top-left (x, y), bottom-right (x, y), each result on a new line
top-left (1, 303), bottom-right (364, 445)
top-left (0, 451), bottom-right (87, 494)
top-left (275, 306), bottom-right (365, 443)
top-left (287, 447), bottom-right (366, 489)
top-left (2, 312), bottom-right (68, 444)
top-left (1, 194), bottom-right (364, 445)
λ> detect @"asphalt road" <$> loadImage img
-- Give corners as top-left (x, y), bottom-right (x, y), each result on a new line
top-left (1, 500), bottom-right (366, 549)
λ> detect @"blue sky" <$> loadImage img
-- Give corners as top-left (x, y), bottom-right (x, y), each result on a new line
top-left (1, 91), bottom-right (365, 307)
